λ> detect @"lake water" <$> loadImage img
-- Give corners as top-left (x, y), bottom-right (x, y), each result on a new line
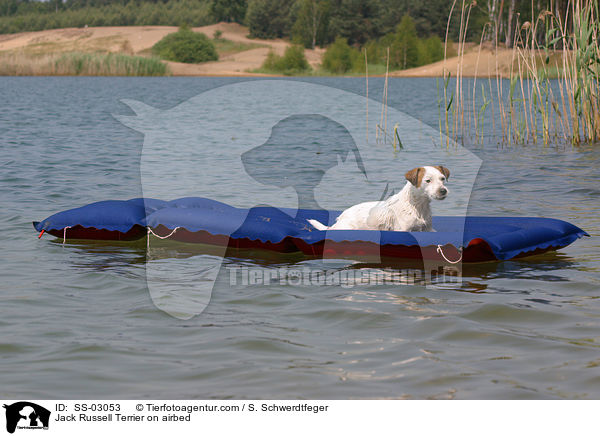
top-left (1, 77), bottom-right (599, 399)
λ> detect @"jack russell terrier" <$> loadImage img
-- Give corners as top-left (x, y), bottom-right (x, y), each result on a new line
top-left (307, 166), bottom-right (450, 232)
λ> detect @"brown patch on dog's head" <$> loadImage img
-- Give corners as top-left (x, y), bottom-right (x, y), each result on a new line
top-left (405, 167), bottom-right (425, 187)
top-left (434, 166), bottom-right (450, 180)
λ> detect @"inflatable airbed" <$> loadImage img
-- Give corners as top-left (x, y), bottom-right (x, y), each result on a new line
top-left (34, 197), bottom-right (588, 263)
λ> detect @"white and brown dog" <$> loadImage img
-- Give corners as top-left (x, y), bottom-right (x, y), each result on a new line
top-left (308, 166), bottom-right (450, 232)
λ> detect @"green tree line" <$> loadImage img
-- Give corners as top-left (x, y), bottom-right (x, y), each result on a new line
top-left (246, 0), bottom-right (460, 46)
top-left (320, 14), bottom-right (445, 74)
top-left (0, 0), bottom-right (578, 70)
top-left (0, 0), bottom-right (570, 44)
top-left (245, 0), bottom-right (577, 48)
top-left (0, 0), bottom-right (213, 33)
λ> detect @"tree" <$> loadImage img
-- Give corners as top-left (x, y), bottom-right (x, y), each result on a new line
top-left (505, 0), bottom-right (516, 47)
top-left (245, 0), bottom-right (293, 39)
top-left (328, 0), bottom-right (384, 46)
top-left (291, 0), bottom-right (330, 49)
top-left (321, 37), bottom-right (355, 73)
top-left (0, 0), bottom-right (19, 16)
top-left (419, 35), bottom-right (444, 64)
top-left (486, 0), bottom-right (498, 43)
top-left (379, 0), bottom-right (460, 39)
top-left (391, 14), bottom-right (419, 69)
top-left (210, 0), bottom-right (246, 23)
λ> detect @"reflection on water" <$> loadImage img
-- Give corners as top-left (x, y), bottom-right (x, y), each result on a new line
top-left (62, 237), bottom-right (583, 296)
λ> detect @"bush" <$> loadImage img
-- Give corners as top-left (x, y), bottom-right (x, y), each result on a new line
top-left (423, 35), bottom-right (444, 63)
top-left (261, 45), bottom-right (310, 74)
top-left (414, 35), bottom-right (444, 66)
top-left (152, 28), bottom-right (218, 63)
top-left (321, 37), bottom-right (361, 73)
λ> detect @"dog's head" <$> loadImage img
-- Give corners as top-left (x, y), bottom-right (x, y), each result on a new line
top-left (405, 166), bottom-right (450, 200)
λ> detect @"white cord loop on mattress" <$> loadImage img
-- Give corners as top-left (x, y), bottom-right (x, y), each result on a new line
top-left (437, 245), bottom-right (463, 264)
top-left (146, 226), bottom-right (181, 250)
top-left (63, 226), bottom-right (71, 244)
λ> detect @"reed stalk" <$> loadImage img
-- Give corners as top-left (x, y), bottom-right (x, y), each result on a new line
top-left (365, 48), bottom-right (369, 144)
top-left (439, 0), bottom-right (599, 146)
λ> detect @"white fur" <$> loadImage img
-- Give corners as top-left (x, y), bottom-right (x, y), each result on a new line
top-left (307, 166), bottom-right (449, 232)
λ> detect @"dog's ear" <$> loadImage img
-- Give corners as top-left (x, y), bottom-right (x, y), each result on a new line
top-left (434, 166), bottom-right (450, 180)
top-left (405, 167), bottom-right (424, 187)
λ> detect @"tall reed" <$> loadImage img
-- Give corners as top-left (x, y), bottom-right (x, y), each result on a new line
top-left (441, 0), bottom-right (600, 146)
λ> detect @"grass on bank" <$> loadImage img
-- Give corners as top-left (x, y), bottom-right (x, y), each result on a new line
top-left (0, 51), bottom-right (169, 76)
top-left (212, 38), bottom-right (265, 57)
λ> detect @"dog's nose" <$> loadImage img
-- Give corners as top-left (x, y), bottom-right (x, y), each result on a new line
top-left (439, 188), bottom-right (447, 195)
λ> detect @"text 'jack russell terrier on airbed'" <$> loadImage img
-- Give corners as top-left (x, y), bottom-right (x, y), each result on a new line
top-left (307, 166), bottom-right (450, 232)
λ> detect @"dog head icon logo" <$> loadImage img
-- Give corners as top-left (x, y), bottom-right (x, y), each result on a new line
top-left (241, 114), bottom-right (367, 210)
top-left (114, 80), bottom-right (481, 319)
top-left (3, 402), bottom-right (50, 434)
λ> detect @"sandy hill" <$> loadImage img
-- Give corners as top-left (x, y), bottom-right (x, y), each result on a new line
top-left (0, 23), bottom-right (520, 77)
top-left (0, 22), bottom-right (324, 76)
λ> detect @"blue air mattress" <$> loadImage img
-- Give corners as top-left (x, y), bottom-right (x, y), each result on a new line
top-left (33, 197), bottom-right (588, 263)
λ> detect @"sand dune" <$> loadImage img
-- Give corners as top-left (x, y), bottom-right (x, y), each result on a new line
top-left (0, 23), bottom-right (521, 77)
top-left (393, 43), bottom-right (523, 78)
top-left (0, 22), bottom-right (324, 76)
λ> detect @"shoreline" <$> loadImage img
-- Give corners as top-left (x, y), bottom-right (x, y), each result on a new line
top-left (0, 24), bottom-right (532, 78)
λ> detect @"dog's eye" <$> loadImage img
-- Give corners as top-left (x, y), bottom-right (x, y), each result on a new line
top-left (425, 179), bottom-right (431, 183)
top-left (441, 177), bottom-right (446, 181)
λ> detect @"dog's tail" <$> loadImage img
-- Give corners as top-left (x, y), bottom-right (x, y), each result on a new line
top-left (307, 219), bottom-right (329, 231)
